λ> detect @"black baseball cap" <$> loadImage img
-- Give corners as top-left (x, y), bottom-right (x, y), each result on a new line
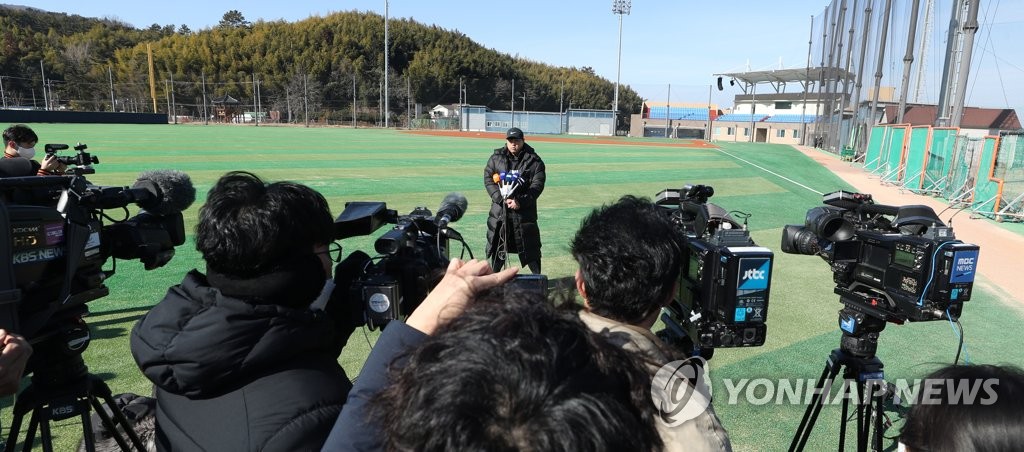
top-left (506, 127), bottom-right (524, 140)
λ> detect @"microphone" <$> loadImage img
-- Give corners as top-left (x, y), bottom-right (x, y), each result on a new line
top-left (133, 170), bottom-right (197, 216)
top-left (87, 170), bottom-right (196, 215)
top-left (435, 192), bottom-right (468, 229)
top-left (0, 157), bottom-right (34, 177)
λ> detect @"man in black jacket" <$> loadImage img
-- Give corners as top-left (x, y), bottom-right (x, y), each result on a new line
top-left (484, 127), bottom-right (546, 273)
top-left (130, 171), bottom-right (358, 451)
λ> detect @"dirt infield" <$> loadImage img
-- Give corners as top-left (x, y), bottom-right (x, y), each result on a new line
top-left (792, 145), bottom-right (1023, 306)
top-left (404, 129), bottom-right (718, 148)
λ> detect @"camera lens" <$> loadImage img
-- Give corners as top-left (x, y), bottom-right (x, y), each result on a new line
top-left (781, 225), bottom-right (822, 255)
top-left (806, 206), bottom-right (854, 242)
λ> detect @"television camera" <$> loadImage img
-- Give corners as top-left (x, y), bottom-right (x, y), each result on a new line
top-left (0, 143), bottom-right (195, 450)
top-left (44, 142), bottom-right (99, 170)
top-left (781, 190), bottom-right (979, 335)
top-left (782, 190), bottom-right (980, 451)
top-left (334, 193), bottom-right (471, 330)
top-left (655, 184), bottom-right (774, 360)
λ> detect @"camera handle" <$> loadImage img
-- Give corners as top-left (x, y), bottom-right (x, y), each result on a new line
top-left (4, 373), bottom-right (147, 452)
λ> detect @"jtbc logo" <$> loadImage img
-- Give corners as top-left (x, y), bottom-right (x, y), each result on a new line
top-left (743, 268), bottom-right (766, 281)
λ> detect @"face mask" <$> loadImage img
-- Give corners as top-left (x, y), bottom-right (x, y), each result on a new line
top-left (309, 277), bottom-right (336, 311)
top-left (16, 146), bottom-right (35, 159)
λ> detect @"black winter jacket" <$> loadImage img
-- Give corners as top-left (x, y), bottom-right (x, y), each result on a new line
top-left (130, 270), bottom-right (352, 452)
top-left (483, 143), bottom-right (546, 261)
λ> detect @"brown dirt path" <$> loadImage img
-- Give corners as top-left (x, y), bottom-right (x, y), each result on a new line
top-left (404, 130), bottom-right (718, 148)
top-left (791, 145), bottom-right (1023, 305)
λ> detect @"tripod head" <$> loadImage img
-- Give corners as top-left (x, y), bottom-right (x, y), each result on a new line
top-left (836, 303), bottom-right (888, 360)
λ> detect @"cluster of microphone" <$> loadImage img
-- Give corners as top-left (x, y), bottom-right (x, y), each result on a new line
top-left (492, 171), bottom-right (522, 199)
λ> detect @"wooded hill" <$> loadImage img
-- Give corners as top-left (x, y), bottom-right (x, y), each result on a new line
top-left (0, 6), bottom-right (643, 126)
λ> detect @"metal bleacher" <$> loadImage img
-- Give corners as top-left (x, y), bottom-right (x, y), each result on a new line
top-left (764, 114), bottom-right (818, 123)
top-left (715, 113), bottom-right (767, 122)
top-left (647, 106), bottom-right (710, 121)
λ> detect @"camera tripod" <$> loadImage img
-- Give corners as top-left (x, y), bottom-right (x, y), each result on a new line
top-left (4, 336), bottom-right (146, 452)
top-left (789, 308), bottom-right (894, 452)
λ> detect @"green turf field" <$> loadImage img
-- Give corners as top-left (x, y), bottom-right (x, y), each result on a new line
top-left (4, 124), bottom-right (1023, 451)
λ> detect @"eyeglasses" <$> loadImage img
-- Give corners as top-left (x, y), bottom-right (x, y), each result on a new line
top-left (316, 241), bottom-right (344, 263)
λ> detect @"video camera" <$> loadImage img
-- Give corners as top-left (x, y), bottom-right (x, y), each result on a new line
top-left (781, 190), bottom-right (979, 326)
top-left (43, 143), bottom-right (99, 171)
top-left (334, 193), bottom-right (469, 330)
top-left (655, 184), bottom-right (774, 359)
top-left (1, 143), bottom-right (195, 355)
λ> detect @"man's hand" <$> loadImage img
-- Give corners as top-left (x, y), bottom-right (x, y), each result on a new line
top-left (0, 329), bottom-right (32, 396)
top-left (406, 259), bottom-right (518, 335)
top-left (40, 154), bottom-right (66, 174)
top-left (505, 198), bottom-right (520, 210)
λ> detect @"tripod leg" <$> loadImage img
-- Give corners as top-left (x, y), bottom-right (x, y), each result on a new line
top-left (20, 409), bottom-right (41, 452)
top-left (873, 381), bottom-right (885, 452)
top-left (38, 415), bottom-right (52, 452)
top-left (839, 383), bottom-right (850, 452)
top-left (790, 358), bottom-right (843, 452)
top-left (89, 391), bottom-right (147, 451)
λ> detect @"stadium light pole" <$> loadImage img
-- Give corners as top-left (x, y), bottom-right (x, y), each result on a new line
top-left (612, 0), bottom-right (631, 133)
top-left (383, 0), bottom-right (390, 128)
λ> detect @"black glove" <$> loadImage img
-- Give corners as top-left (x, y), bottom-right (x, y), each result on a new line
top-left (327, 250), bottom-right (372, 332)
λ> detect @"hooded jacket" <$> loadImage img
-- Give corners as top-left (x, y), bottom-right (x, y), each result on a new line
top-left (483, 143), bottom-right (546, 262)
top-left (130, 270), bottom-right (352, 451)
top-left (579, 310), bottom-right (734, 452)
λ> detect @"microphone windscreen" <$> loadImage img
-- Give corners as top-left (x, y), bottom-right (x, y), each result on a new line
top-left (437, 192), bottom-right (468, 223)
top-left (133, 170), bottom-right (196, 216)
top-left (0, 157), bottom-right (34, 177)
top-left (492, 173), bottom-right (500, 183)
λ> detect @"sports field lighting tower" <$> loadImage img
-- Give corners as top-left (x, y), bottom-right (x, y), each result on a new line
top-left (612, 0), bottom-right (631, 130)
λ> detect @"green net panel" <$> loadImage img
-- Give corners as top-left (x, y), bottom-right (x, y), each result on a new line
top-left (921, 128), bottom-right (958, 193)
top-left (992, 131), bottom-right (1024, 220)
top-left (902, 126), bottom-right (931, 190)
top-left (881, 125), bottom-right (908, 184)
top-left (971, 136), bottom-right (1000, 215)
top-left (864, 125), bottom-right (888, 172)
top-left (942, 134), bottom-right (981, 204)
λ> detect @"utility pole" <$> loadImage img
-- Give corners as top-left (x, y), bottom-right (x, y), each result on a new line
top-left (869, 0), bottom-right (894, 127)
top-left (108, 66), bottom-right (115, 112)
top-left (914, 0), bottom-right (935, 103)
top-left (897, 0), bottom-right (923, 124)
top-left (949, 0), bottom-right (979, 127)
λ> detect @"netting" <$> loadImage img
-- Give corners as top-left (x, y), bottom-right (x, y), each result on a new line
top-left (920, 128), bottom-right (959, 194)
top-left (901, 126), bottom-right (931, 190)
top-left (942, 135), bottom-right (982, 204)
top-left (992, 132), bottom-right (1024, 220)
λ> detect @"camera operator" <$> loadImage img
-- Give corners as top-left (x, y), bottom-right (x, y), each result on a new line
top-left (2, 124), bottom-right (66, 176)
top-left (323, 260), bottom-right (667, 451)
top-left (130, 171), bottom-right (360, 451)
top-left (0, 329), bottom-right (31, 396)
top-left (570, 195), bottom-right (733, 452)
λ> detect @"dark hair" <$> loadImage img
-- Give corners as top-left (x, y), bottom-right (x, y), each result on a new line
top-left (899, 364), bottom-right (1024, 452)
top-left (373, 288), bottom-right (664, 452)
top-left (195, 171), bottom-right (334, 277)
top-left (3, 124), bottom-right (38, 147)
top-left (570, 195), bottom-right (682, 324)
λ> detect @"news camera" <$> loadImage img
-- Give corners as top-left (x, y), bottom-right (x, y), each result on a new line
top-left (334, 193), bottom-right (471, 330)
top-left (655, 184), bottom-right (774, 359)
top-left (781, 190), bottom-right (979, 333)
top-left (783, 192), bottom-right (982, 451)
top-left (43, 142), bottom-right (99, 170)
top-left (0, 144), bottom-right (195, 449)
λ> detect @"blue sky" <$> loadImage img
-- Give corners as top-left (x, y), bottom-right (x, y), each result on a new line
top-left (21, 0), bottom-right (1024, 114)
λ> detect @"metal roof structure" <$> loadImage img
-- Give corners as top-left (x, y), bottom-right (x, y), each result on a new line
top-left (713, 67), bottom-right (856, 94)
